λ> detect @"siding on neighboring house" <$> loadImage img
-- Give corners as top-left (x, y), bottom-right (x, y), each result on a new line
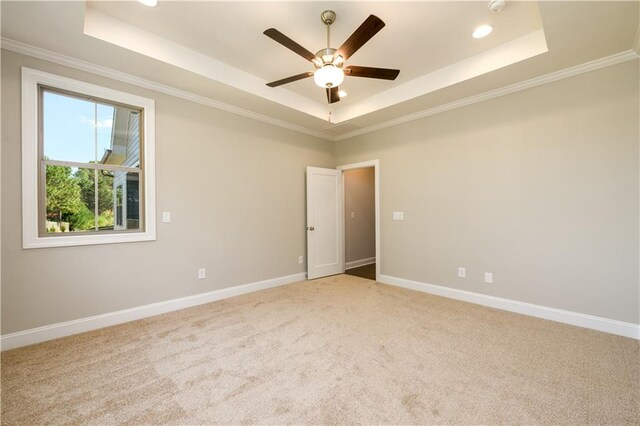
top-left (113, 111), bottom-right (140, 230)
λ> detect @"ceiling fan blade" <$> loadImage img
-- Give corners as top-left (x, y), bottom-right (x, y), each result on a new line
top-left (266, 72), bottom-right (314, 87)
top-left (345, 66), bottom-right (400, 80)
top-left (263, 28), bottom-right (316, 62)
top-left (326, 87), bottom-right (340, 104)
top-left (337, 15), bottom-right (385, 60)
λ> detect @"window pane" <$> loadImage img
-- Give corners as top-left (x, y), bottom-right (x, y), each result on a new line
top-left (113, 172), bottom-right (141, 231)
top-left (97, 107), bottom-right (141, 168)
top-left (42, 91), bottom-right (107, 164)
top-left (44, 165), bottom-right (126, 233)
top-left (115, 185), bottom-right (124, 228)
top-left (96, 170), bottom-right (115, 230)
top-left (45, 164), bottom-right (94, 233)
top-left (96, 103), bottom-right (115, 161)
top-left (42, 90), bottom-right (141, 169)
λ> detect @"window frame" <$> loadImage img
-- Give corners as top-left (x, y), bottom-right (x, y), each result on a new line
top-left (22, 67), bottom-right (156, 249)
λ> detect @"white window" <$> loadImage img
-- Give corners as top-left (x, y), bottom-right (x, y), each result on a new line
top-left (22, 67), bottom-right (156, 248)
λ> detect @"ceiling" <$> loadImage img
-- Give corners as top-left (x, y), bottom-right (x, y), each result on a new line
top-left (1, 1), bottom-right (639, 139)
top-left (86, 1), bottom-right (543, 107)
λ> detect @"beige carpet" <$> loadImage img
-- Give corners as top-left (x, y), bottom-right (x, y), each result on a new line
top-left (2, 275), bottom-right (639, 425)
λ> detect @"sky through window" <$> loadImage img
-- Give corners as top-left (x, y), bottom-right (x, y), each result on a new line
top-left (43, 90), bottom-right (114, 163)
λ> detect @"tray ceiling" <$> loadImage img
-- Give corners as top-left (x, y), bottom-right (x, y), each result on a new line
top-left (1, 1), bottom-right (638, 138)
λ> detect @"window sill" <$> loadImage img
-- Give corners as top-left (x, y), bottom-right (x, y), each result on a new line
top-left (23, 230), bottom-right (156, 249)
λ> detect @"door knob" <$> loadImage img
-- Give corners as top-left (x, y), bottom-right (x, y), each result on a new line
top-left (308, 226), bottom-right (315, 231)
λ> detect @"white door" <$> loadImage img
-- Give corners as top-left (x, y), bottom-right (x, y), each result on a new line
top-left (306, 167), bottom-right (344, 279)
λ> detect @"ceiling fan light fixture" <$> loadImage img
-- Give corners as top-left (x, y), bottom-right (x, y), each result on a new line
top-left (138, 0), bottom-right (158, 7)
top-left (314, 65), bottom-right (344, 88)
top-left (263, 12), bottom-right (399, 104)
top-left (472, 24), bottom-right (493, 39)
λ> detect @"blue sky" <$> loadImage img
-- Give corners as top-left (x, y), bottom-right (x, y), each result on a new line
top-left (43, 91), bottom-right (114, 164)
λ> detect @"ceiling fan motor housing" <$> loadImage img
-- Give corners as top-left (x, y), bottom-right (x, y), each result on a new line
top-left (263, 11), bottom-right (399, 103)
top-left (314, 48), bottom-right (343, 69)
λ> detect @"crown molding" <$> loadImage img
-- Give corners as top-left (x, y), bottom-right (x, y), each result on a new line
top-left (83, 6), bottom-right (329, 122)
top-left (2, 38), bottom-right (637, 144)
top-left (334, 49), bottom-right (640, 141)
top-left (333, 28), bottom-right (549, 123)
top-left (0, 37), bottom-right (334, 141)
top-left (83, 7), bottom-right (549, 126)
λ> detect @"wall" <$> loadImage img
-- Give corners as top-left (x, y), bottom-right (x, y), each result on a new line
top-left (2, 51), bottom-right (638, 335)
top-left (1, 50), bottom-right (334, 334)
top-left (344, 168), bottom-right (375, 264)
top-left (335, 60), bottom-right (640, 325)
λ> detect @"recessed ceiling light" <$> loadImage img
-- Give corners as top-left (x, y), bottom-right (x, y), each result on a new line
top-left (338, 90), bottom-right (347, 98)
top-left (138, 0), bottom-right (158, 7)
top-left (488, 0), bottom-right (506, 13)
top-left (472, 25), bottom-right (493, 39)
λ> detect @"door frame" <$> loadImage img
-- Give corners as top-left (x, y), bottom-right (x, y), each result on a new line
top-left (337, 159), bottom-right (381, 282)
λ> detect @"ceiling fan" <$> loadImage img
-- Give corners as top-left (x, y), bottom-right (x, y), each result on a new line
top-left (264, 10), bottom-right (400, 104)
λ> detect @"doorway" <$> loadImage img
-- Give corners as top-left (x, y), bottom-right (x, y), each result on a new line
top-left (342, 168), bottom-right (376, 280)
top-left (338, 160), bottom-right (380, 282)
top-left (305, 161), bottom-right (380, 281)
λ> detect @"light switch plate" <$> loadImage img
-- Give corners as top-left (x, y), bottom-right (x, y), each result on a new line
top-left (393, 211), bottom-right (404, 221)
top-left (162, 211), bottom-right (171, 223)
top-left (351, 211), bottom-right (355, 219)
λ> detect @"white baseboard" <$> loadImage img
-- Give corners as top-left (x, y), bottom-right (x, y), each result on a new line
top-left (1, 272), bottom-right (306, 351)
top-left (379, 274), bottom-right (640, 340)
top-left (5, 272), bottom-right (636, 350)
top-left (345, 257), bottom-right (376, 270)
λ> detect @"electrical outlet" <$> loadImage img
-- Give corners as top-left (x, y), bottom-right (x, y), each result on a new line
top-left (484, 272), bottom-right (493, 284)
top-left (162, 211), bottom-right (171, 223)
top-left (298, 256), bottom-right (304, 264)
top-left (198, 268), bottom-right (206, 279)
top-left (458, 267), bottom-right (466, 278)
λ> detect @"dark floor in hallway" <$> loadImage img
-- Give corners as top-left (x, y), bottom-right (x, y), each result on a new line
top-left (345, 263), bottom-right (376, 280)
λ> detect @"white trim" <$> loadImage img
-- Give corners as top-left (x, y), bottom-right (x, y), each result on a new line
top-left (83, 7), bottom-right (546, 126)
top-left (345, 257), bottom-right (376, 270)
top-left (337, 160), bottom-right (381, 282)
top-left (379, 274), bottom-right (640, 340)
top-left (1, 38), bottom-right (332, 141)
top-left (0, 272), bottom-right (306, 351)
top-left (83, 7), bottom-right (329, 122)
top-left (21, 67), bottom-right (157, 249)
top-left (3, 38), bottom-right (638, 143)
top-left (333, 29), bottom-right (549, 123)
top-left (334, 50), bottom-right (640, 141)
